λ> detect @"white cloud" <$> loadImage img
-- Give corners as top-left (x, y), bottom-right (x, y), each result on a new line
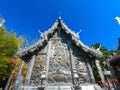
top-left (0, 18), bottom-right (5, 27)
top-left (115, 16), bottom-right (120, 25)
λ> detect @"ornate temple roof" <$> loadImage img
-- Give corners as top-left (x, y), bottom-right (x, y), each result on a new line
top-left (17, 17), bottom-right (102, 58)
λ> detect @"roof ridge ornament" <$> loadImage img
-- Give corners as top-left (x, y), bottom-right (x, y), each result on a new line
top-left (76, 29), bottom-right (82, 39)
top-left (76, 29), bottom-right (82, 35)
top-left (57, 12), bottom-right (63, 27)
top-left (58, 12), bottom-right (62, 20)
top-left (38, 29), bottom-right (44, 39)
top-left (96, 44), bottom-right (101, 51)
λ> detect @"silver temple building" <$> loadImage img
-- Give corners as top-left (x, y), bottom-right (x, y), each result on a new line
top-left (12, 17), bottom-right (104, 90)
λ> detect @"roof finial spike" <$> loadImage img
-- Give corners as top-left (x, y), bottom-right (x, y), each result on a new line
top-left (58, 11), bottom-right (62, 20)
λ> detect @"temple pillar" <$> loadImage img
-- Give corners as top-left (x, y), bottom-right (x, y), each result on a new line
top-left (25, 55), bottom-right (36, 85)
top-left (69, 49), bottom-right (74, 84)
top-left (95, 59), bottom-right (106, 85)
top-left (45, 40), bottom-right (51, 89)
top-left (69, 49), bottom-right (81, 90)
top-left (85, 58), bottom-right (96, 83)
top-left (46, 40), bottom-right (51, 78)
top-left (13, 61), bottom-right (25, 90)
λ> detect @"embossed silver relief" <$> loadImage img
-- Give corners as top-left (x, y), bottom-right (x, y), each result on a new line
top-left (70, 49), bottom-right (90, 85)
top-left (48, 39), bottom-right (72, 83)
top-left (29, 47), bottom-right (47, 86)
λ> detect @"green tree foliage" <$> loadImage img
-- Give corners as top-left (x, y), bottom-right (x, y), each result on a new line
top-left (0, 27), bottom-right (23, 80)
top-left (91, 43), bottom-right (116, 82)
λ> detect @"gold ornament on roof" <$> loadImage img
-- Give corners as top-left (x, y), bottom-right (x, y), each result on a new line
top-left (55, 56), bottom-right (67, 64)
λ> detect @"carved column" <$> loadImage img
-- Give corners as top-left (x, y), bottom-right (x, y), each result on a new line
top-left (45, 40), bottom-right (51, 89)
top-left (95, 59), bottom-right (106, 85)
top-left (69, 49), bottom-right (81, 90)
top-left (71, 53), bottom-right (76, 70)
top-left (84, 58), bottom-right (96, 83)
top-left (5, 74), bottom-right (13, 90)
top-left (13, 61), bottom-right (25, 89)
top-left (69, 48), bottom-right (74, 84)
top-left (46, 40), bottom-right (51, 77)
top-left (25, 55), bottom-right (36, 85)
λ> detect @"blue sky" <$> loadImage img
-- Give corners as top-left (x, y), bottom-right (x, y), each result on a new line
top-left (0, 0), bottom-right (120, 50)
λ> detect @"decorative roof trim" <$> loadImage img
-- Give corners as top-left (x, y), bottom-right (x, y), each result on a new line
top-left (17, 18), bottom-right (102, 58)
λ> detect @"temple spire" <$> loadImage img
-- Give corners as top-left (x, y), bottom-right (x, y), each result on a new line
top-left (58, 12), bottom-right (62, 26)
top-left (58, 12), bottom-right (62, 20)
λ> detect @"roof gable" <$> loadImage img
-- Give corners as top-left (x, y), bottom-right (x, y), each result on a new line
top-left (17, 17), bottom-right (102, 58)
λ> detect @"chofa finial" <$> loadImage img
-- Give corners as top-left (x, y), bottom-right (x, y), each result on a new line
top-left (58, 12), bottom-right (62, 20)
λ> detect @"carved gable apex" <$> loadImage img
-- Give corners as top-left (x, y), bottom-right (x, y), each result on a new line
top-left (17, 17), bottom-right (102, 59)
